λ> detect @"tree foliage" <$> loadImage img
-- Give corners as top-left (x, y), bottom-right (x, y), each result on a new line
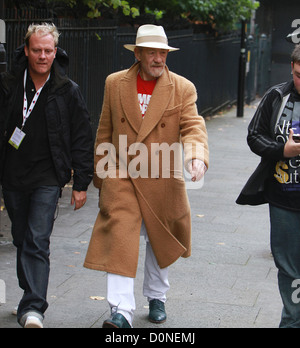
top-left (83, 0), bottom-right (140, 19)
top-left (7, 0), bottom-right (260, 32)
top-left (42, 0), bottom-right (140, 19)
top-left (131, 0), bottom-right (260, 31)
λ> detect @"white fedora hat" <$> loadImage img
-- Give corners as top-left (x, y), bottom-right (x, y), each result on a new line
top-left (124, 24), bottom-right (179, 52)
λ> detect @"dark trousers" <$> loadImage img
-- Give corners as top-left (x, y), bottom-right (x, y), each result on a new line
top-left (270, 205), bottom-right (300, 328)
top-left (3, 186), bottom-right (60, 322)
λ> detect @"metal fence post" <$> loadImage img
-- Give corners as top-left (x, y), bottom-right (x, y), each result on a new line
top-left (246, 35), bottom-right (258, 105)
top-left (0, 17), bottom-right (5, 238)
top-left (237, 21), bottom-right (247, 118)
top-left (257, 34), bottom-right (271, 97)
top-left (0, 19), bottom-right (5, 73)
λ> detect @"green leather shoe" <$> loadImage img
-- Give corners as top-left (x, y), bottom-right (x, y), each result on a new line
top-left (102, 313), bottom-right (131, 328)
top-left (149, 299), bottom-right (167, 324)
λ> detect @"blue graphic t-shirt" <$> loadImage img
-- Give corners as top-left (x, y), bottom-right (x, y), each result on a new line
top-left (265, 89), bottom-right (300, 211)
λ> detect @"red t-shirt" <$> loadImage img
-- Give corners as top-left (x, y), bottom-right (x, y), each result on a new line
top-left (137, 73), bottom-right (157, 118)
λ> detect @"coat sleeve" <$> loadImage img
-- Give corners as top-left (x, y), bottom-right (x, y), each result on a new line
top-left (247, 88), bottom-right (285, 160)
top-left (93, 75), bottom-right (113, 190)
top-left (179, 81), bottom-right (209, 170)
top-left (0, 80), bottom-right (5, 179)
top-left (69, 84), bottom-right (94, 192)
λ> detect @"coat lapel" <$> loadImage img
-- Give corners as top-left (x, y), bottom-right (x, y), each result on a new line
top-left (120, 63), bottom-right (174, 143)
top-left (120, 63), bottom-right (143, 135)
top-left (136, 67), bottom-right (173, 144)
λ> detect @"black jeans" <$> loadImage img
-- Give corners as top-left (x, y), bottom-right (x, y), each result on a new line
top-left (270, 205), bottom-right (300, 328)
top-left (3, 186), bottom-right (60, 322)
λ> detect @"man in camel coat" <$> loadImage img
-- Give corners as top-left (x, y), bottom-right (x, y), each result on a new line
top-left (84, 25), bottom-right (209, 328)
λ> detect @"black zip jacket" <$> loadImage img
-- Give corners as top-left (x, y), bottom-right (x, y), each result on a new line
top-left (236, 80), bottom-right (295, 205)
top-left (0, 45), bottom-right (94, 191)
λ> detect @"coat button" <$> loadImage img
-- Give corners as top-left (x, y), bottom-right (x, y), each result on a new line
top-left (161, 123), bottom-right (166, 128)
top-left (121, 118), bottom-right (126, 123)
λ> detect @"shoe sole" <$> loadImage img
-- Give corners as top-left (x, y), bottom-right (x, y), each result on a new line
top-left (24, 318), bottom-right (43, 328)
top-left (102, 321), bottom-right (119, 328)
top-left (25, 323), bottom-right (43, 328)
top-left (149, 318), bottom-right (167, 324)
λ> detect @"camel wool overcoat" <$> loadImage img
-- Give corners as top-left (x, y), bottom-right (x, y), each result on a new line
top-left (84, 62), bottom-right (209, 278)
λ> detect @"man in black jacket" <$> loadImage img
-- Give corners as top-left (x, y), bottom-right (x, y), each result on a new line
top-left (0, 23), bottom-right (94, 328)
top-left (237, 45), bottom-right (300, 328)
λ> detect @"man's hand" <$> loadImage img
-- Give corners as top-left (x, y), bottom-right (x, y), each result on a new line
top-left (188, 159), bottom-right (207, 182)
top-left (284, 129), bottom-right (300, 158)
top-left (71, 190), bottom-right (87, 211)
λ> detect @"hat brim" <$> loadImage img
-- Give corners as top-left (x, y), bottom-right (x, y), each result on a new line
top-left (124, 42), bottom-right (179, 52)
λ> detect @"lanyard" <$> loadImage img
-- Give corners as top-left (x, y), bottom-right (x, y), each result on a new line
top-left (22, 69), bottom-right (50, 129)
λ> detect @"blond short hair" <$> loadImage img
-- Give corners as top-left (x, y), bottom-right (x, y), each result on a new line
top-left (25, 23), bottom-right (60, 47)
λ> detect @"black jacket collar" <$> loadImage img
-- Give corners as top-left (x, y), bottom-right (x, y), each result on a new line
top-left (0, 44), bottom-right (70, 96)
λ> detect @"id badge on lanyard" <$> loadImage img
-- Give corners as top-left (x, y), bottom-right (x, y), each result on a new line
top-left (9, 69), bottom-right (50, 150)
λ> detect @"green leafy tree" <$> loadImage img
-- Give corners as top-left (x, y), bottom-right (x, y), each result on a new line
top-left (6, 0), bottom-right (260, 32)
top-left (182, 0), bottom-right (260, 31)
top-left (131, 0), bottom-right (259, 31)
top-left (82, 0), bottom-right (140, 19)
top-left (44, 0), bottom-right (139, 18)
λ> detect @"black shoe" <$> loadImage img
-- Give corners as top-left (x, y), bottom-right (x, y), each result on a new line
top-left (149, 299), bottom-right (167, 324)
top-left (102, 313), bottom-right (131, 328)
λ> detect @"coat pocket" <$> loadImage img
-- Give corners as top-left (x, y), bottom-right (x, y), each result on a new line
top-left (165, 177), bottom-right (190, 221)
top-left (99, 178), bottom-right (118, 217)
top-left (163, 104), bottom-right (182, 118)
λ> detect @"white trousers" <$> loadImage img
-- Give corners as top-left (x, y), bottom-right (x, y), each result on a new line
top-left (106, 221), bottom-right (170, 326)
